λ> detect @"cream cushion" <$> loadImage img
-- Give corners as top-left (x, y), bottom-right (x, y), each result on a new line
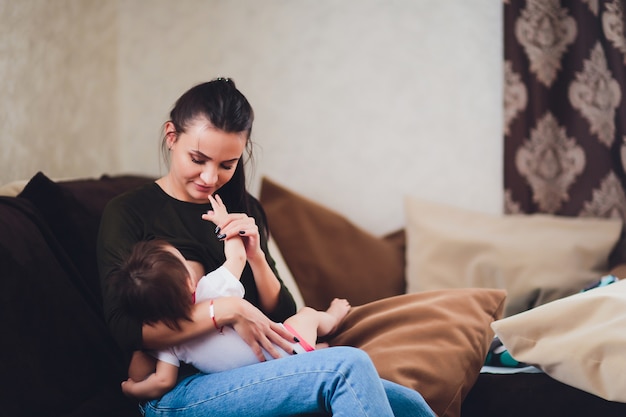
top-left (492, 279), bottom-right (626, 402)
top-left (405, 196), bottom-right (622, 316)
top-left (0, 179), bottom-right (29, 196)
top-left (267, 238), bottom-right (305, 310)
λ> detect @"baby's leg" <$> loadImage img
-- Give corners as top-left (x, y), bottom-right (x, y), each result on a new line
top-left (284, 298), bottom-right (351, 349)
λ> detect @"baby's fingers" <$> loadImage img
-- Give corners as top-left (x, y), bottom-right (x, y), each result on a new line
top-left (201, 211), bottom-right (216, 223)
top-left (208, 194), bottom-right (217, 205)
top-left (208, 194), bottom-right (226, 211)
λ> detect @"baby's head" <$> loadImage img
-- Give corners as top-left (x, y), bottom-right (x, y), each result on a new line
top-left (110, 239), bottom-right (194, 330)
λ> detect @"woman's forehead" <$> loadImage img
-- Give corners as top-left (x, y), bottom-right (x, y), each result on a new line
top-left (180, 124), bottom-right (246, 155)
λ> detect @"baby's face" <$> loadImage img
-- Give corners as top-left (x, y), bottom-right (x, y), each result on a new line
top-left (164, 245), bottom-right (195, 293)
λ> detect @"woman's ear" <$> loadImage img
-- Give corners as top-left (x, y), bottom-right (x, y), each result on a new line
top-left (164, 121), bottom-right (177, 149)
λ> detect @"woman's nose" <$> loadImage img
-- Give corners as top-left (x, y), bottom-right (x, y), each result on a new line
top-left (200, 167), bottom-right (217, 185)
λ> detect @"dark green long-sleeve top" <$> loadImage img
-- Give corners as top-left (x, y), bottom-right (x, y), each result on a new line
top-left (97, 182), bottom-right (297, 352)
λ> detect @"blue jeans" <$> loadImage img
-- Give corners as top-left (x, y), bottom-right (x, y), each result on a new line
top-left (139, 346), bottom-right (435, 417)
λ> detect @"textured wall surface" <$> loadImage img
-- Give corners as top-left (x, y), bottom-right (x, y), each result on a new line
top-left (2, 1), bottom-right (502, 234)
top-left (0, 0), bottom-right (118, 183)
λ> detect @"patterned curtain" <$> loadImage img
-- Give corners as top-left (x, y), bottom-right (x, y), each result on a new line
top-left (503, 0), bottom-right (626, 266)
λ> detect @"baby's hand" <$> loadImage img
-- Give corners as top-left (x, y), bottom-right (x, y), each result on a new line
top-left (203, 194), bottom-right (229, 226)
top-left (120, 378), bottom-right (137, 398)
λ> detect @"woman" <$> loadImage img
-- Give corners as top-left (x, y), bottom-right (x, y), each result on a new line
top-left (97, 77), bottom-right (435, 416)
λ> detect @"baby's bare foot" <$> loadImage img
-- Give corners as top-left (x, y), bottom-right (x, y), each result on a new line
top-left (314, 298), bottom-right (352, 340)
top-left (327, 298), bottom-right (351, 323)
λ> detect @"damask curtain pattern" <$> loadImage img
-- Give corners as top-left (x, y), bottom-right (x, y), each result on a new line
top-left (503, 0), bottom-right (626, 264)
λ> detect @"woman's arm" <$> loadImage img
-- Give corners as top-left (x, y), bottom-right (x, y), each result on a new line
top-left (141, 300), bottom-right (215, 350)
top-left (245, 197), bottom-right (297, 321)
top-left (97, 197), bottom-right (147, 351)
top-left (246, 247), bottom-right (283, 312)
top-left (141, 296), bottom-right (296, 361)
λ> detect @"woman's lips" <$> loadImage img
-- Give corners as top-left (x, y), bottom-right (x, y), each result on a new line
top-left (193, 183), bottom-right (213, 194)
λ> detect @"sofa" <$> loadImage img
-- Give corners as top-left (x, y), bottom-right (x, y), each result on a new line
top-left (2, 172), bottom-right (626, 417)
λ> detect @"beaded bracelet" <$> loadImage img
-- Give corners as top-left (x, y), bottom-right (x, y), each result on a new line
top-left (209, 299), bottom-right (224, 334)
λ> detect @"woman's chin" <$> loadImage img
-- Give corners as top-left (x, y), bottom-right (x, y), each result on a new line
top-left (190, 185), bottom-right (213, 201)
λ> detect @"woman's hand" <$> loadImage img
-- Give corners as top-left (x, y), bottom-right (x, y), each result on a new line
top-left (202, 205), bottom-right (263, 261)
top-left (202, 193), bottom-right (283, 317)
top-left (214, 297), bottom-right (298, 361)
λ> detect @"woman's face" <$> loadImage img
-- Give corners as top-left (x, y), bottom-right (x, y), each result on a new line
top-left (166, 118), bottom-right (247, 204)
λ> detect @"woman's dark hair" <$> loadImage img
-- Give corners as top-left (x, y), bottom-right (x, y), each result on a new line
top-left (161, 77), bottom-right (255, 213)
top-left (110, 239), bottom-right (193, 331)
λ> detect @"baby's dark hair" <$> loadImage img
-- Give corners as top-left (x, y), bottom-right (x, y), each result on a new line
top-left (110, 239), bottom-right (193, 330)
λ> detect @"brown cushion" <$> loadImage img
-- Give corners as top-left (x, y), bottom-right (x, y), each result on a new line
top-left (330, 289), bottom-right (507, 417)
top-left (259, 177), bottom-right (405, 310)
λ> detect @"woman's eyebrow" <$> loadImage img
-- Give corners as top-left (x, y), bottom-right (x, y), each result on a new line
top-left (191, 149), bottom-right (240, 163)
top-left (191, 149), bottom-right (209, 158)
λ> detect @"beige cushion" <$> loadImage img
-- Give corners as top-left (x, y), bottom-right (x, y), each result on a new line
top-left (405, 196), bottom-right (622, 316)
top-left (0, 176), bottom-right (82, 197)
top-left (492, 279), bottom-right (626, 402)
top-left (330, 288), bottom-right (506, 417)
top-left (0, 179), bottom-right (29, 196)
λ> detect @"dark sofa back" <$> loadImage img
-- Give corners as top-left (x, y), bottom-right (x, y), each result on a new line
top-left (0, 172), bottom-right (152, 417)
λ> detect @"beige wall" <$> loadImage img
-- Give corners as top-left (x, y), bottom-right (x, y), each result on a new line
top-left (0, 0), bottom-right (118, 183)
top-left (2, 0), bottom-right (502, 234)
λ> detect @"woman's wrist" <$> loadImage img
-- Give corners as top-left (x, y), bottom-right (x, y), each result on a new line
top-left (246, 247), bottom-right (268, 267)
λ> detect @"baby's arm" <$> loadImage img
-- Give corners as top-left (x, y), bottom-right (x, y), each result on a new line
top-left (203, 194), bottom-right (246, 279)
top-left (127, 350), bottom-right (157, 382)
top-left (121, 359), bottom-right (178, 399)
